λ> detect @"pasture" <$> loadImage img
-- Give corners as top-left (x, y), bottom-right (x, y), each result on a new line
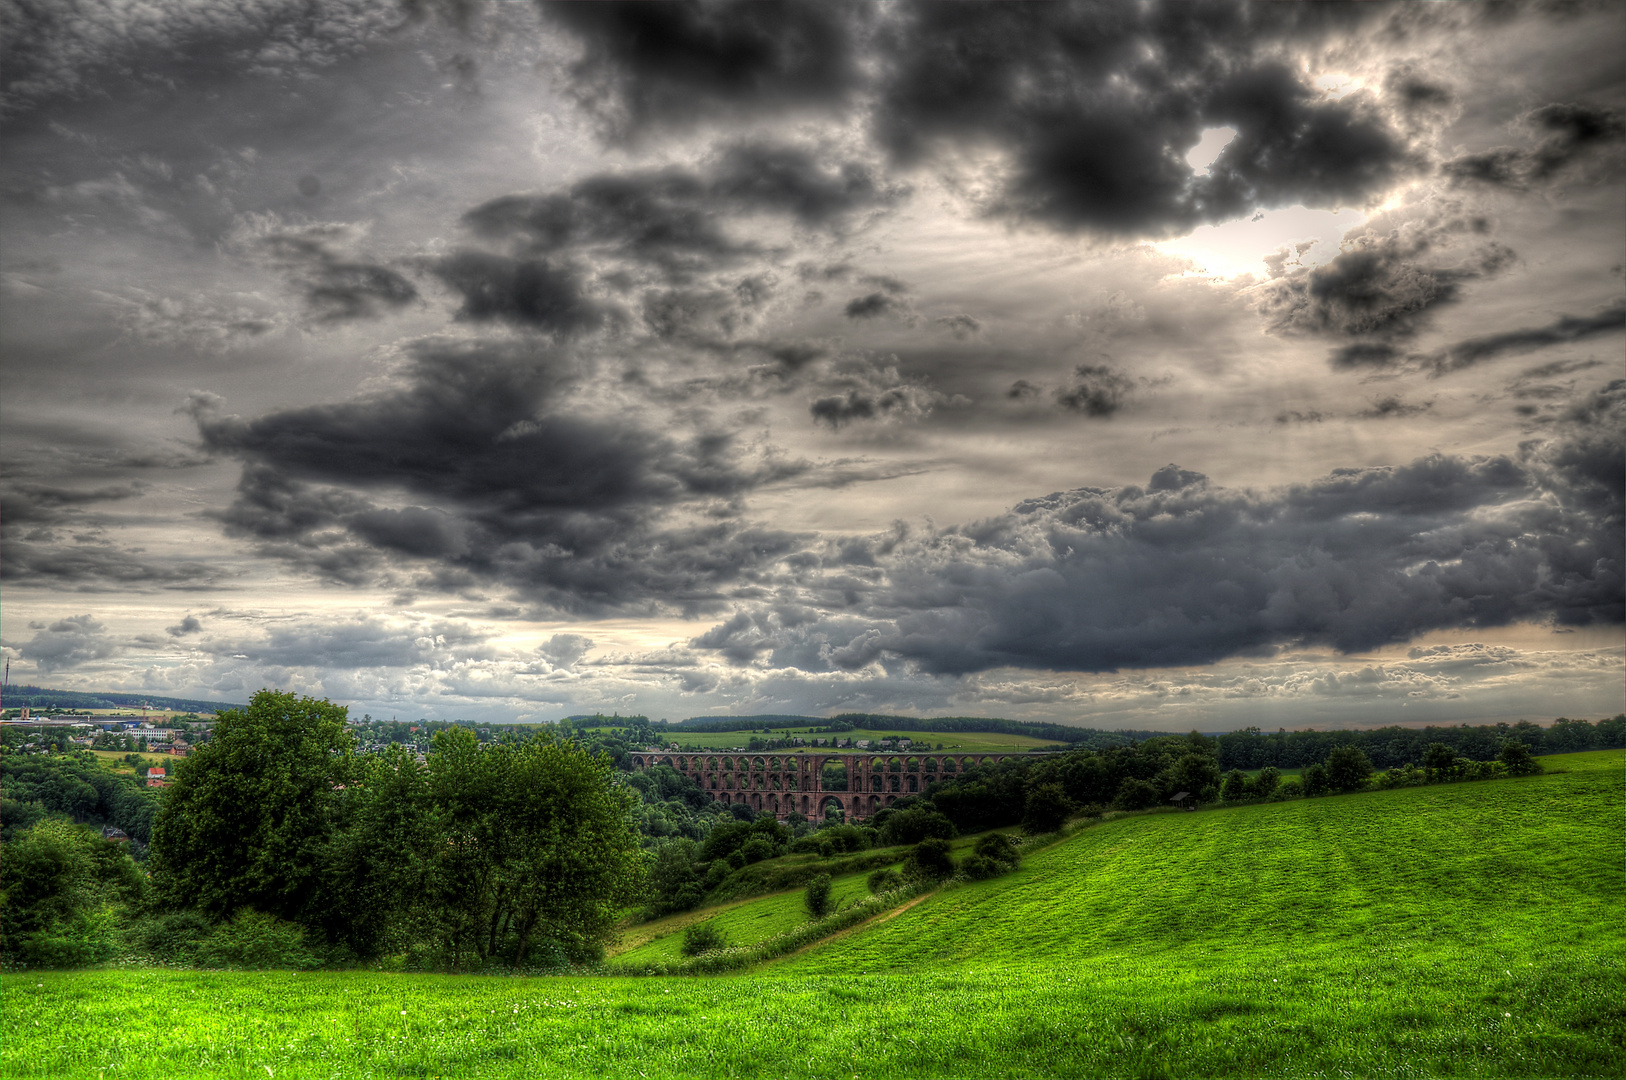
top-left (5, 751), bottom-right (1621, 1079)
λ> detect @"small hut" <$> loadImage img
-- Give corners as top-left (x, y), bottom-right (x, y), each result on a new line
top-left (1169, 791), bottom-right (1196, 811)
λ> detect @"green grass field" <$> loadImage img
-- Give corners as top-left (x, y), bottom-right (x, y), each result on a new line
top-left (5, 751), bottom-right (1621, 1078)
top-left (615, 726), bottom-right (1064, 753)
top-left (87, 749), bottom-right (178, 772)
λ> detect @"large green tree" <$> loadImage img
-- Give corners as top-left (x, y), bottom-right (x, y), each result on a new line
top-left (424, 727), bottom-right (645, 967)
top-left (148, 691), bottom-right (358, 923)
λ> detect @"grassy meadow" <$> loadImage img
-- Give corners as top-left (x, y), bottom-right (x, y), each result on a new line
top-left (595, 725), bottom-right (1064, 753)
top-left (87, 749), bottom-right (179, 773)
top-left (5, 751), bottom-right (1621, 1078)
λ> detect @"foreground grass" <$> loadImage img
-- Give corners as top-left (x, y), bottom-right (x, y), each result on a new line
top-left (5, 751), bottom-right (1621, 1079)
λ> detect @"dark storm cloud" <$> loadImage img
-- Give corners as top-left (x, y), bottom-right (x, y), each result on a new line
top-left (431, 252), bottom-right (612, 333)
top-left (696, 399), bottom-right (1624, 674)
top-left (872, 3), bottom-right (1411, 237)
top-left (539, 0), bottom-right (866, 138)
top-left (1055, 364), bottom-right (1134, 417)
top-left (1358, 396), bottom-right (1434, 420)
top-left (843, 293), bottom-right (906, 321)
top-left (539, 2), bottom-right (1418, 240)
top-left (191, 339), bottom-right (816, 611)
top-left (262, 229), bottom-right (418, 322)
top-left (1444, 102), bottom-right (1626, 188)
top-left (1256, 217), bottom-right (1515, 354)
top-left (1427, 303), bottom-right (1626, 375)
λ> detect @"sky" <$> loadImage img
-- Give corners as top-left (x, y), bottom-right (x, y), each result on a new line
top-left (1, 1), bottom-right (1622, 731)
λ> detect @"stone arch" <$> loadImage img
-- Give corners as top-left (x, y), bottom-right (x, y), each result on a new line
top-left (752, 756), bottom-right (767, 771)
top-left (631, 756), bottom-right (645, 768)
top-left (884, 794), bottom-right (897, 806)
top-left (907, 774), bottom-right (919, 793)
top-left (867, 794), bottom-right (880, 815)
top-left (709, 776), bottom-right (718, 790)
top-left (752, 792), bottom-right (763, 811)
top-left (889, 774), bottom-right (901, 793)
top-left (800, 794), bottom-right (810, 816)
top-left (923, 756), bottom-right (939, 775)
top-left (818, 794), bottom-right (846, 819)
top-left (906, 756), bottom-right (920, 773)
top-left (942, 757), bottom-right (957, 775)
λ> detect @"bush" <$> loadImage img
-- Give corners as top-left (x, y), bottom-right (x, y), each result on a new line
top-left (1022, 782), bottom-right (1073, 834)
top-left (973, 832), bottom-right (1020, 868)
top-left (1272, 776), bottom-right (1304, 800)
top-left (1499, 740), bottom-right (1542, 776)
top-left (1112, 777), bottom-right (1162, 811)
top-left (877, 807), bottom-right (956, 847)
top-left (740, 835), bottom-right (777, 864)
top-left (200, 908), bottom-right (319, 969)
top-left (867, 868), bottom-right (904, 894)
top-left (902, 837), bottom-right (954, 882)
top-left (1251, 766), bottom-right (1282, 799)
top-left (1302, 762), bottom-right (1331, 797)
top-left (804, 873), bottom-right (833, 918)
top-left (1325, 746), bottom-right (1374, 792)
top-left (131, 909), bottom-right (216, 963)
top-left (959, 854), bottom-right (1003, 880)
top-left (680, 921), bottom-right (726, 957)
top-left (701, 860), bottom-right (731, 891)
top-left (1221, 769), bottom-right (1249, 801)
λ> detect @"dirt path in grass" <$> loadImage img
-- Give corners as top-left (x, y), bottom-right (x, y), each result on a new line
top-left (759, 892), bottom-right (935, 967)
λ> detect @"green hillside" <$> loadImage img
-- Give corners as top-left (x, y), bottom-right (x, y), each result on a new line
top-left (784, 749), bottom-right (1624, 974)
top-left (6, 752), bottom-right (1621, 1079)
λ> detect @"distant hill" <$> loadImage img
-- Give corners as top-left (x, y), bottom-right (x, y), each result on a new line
top-left (669, 712), bottom-right (1168, 748)
top-left (0, 685), bottom-right (244, 715)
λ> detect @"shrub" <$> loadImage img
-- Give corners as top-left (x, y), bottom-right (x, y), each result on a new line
top-left (701, 860), bottom-right (731, 890)
top-left (200, 908), bottom-right (319, 969)
top-left (973, 832), bottom-right (1021, 868)
top-left (1112, 777), bottom-right (1162, 811)
top-left (867, 868), bottom-right (904, 894)
top-left (1302, 762), bottom-right (1331, 797)
top-left (903, 837), bottom-right (954, 882)
top-left (1272, 776), bottom-right (1304, 800)
top-left (959, 854), bottom-right (1003, 880)
top-left (740, 835), bottom-right (776, 864)
top-left (1022, 782), bottom-right (1073, 834)
top-left (1221, 769), bottom-right (1249, 801)
top-left (804, 873), bottom-right (833, 918)
top-left (680, 921), bottom-right (726, 957)
top-left (131, 909), bottom-right (216, 963)
top-left (877, 808), bottom-right (956, 847)
top-left (1251, 766), bottom-right (1282, 799)
top-left (1325, 746), bottom-right (1374, 792)
top-left (1499, 740), bottom-right (1542, 776)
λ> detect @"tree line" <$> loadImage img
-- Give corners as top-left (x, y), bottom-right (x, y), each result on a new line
top-left (1213, 716), bottom-right (1623, 771)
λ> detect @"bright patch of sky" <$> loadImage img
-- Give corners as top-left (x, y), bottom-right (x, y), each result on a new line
top-left (1155, 205), bottom-right (1366, 280)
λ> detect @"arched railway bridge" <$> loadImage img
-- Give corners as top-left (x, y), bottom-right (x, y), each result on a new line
top-left (625, 750), bottom-right (1059, 821)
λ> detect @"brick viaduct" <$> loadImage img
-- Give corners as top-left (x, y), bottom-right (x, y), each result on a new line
top-left (625, 750), bottom-right (1057, 821)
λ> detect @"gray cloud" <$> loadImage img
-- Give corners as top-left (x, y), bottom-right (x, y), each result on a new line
top-left (14, 615), bottom-right (118, 672)
top-left (1055, 364), bottom-right (1134, 417)
top-left (540, 0), bottom-right (866, 139)
top-left (261, 227), bottom-right (418, 322)
top-left (696, 388), bottom-right (1623, 675)
top-left (1428, 303), bottom-right (1625, 376)
top-left (192, 338), bottom-right (815, 611)
top-left (1444, 102), bottom-right (1625, 188)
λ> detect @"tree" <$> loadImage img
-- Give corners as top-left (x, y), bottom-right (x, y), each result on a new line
top-left (1112, 777), bottom-right (1161, 811)
top-left (1325, 746), bottom-right (1373, 792)
top-left (423, 726), bottom-right (645, 967)
top-left (1301, 762), bottom-right (1331, 797)
top-left (1252, 766), bottom-right (1282, 799)
top-left (804, 873), bottom-right (833, 918)
top-left (1022, 782), bottom-right (1073, 833)
top-left (149, 690), bottom-right (358, 924)
top-left (1499, 740), bottom-right (1542, 776)
top-left (1423, 742), bottom-right (1456, 782)
top-left (1221, 769), bottom-right (1249, 801)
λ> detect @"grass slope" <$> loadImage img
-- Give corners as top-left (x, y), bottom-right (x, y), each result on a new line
top-left (4, 752), bottom-right (1621, 1079)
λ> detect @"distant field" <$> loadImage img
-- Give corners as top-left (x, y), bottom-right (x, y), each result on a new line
top-left (88, 749), bottom-right (177, 771)
top-left (6, 750), bottom-right (1620, 1079)
top-left (612, 726), bottom-right (1064, 754)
